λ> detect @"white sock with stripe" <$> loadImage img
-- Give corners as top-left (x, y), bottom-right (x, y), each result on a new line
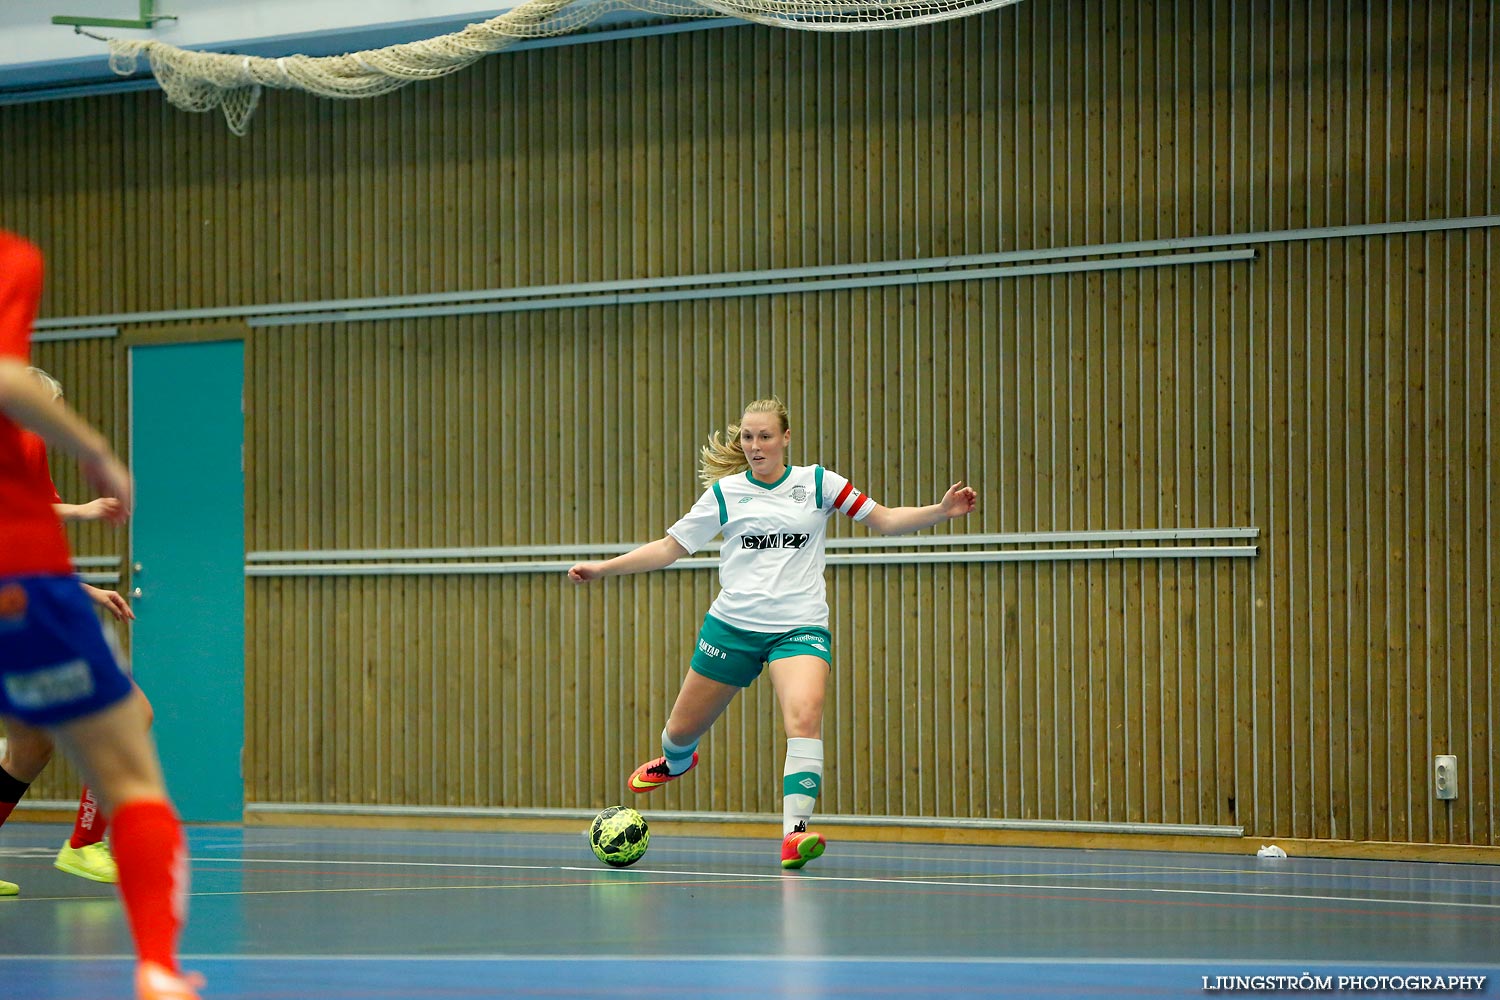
top-left (662, 728), bottom-right (699, 775)
top-left (782, 737), bottom-right (824, 835)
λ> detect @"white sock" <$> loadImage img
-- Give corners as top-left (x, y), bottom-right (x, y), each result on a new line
top-left (662, 728), bottom-right (699, 775)
top-left (782, 737), bottom-right (824, 835)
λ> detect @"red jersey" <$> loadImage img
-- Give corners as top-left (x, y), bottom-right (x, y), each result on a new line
top-left (20, 431), bottom-right (64, 504)
top-left (0, 230), bottom-right (72, 576)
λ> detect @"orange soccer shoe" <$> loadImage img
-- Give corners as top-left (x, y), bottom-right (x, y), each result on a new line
top-left (135, 962), bottom-right (204, 1000)
top-left (781, 824), bottom-right (826, 870)
top-left (627, 752), bottom-right (698, 793)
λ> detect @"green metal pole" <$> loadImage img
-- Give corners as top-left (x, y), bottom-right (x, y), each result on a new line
top-left (52, 0), bottom-right (176, 30)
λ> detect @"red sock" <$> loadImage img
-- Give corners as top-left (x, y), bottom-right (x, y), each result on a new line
top-left (0, 764), bottom-right (31, 829)
top-left (70, 785), bottom-right (108, 848)
top-left (110, 799), bottom-right (188, 972)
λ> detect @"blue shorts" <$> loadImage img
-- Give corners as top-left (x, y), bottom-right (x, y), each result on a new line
top-left (0, 575), bottom-right (135, 727)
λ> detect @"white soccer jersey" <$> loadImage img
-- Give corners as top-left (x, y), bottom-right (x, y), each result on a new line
top-left (667, 464), bottom-right (876, 632)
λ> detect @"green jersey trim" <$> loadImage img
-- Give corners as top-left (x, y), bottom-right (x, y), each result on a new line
top-left (814, 465), bottom-right (824, 508)
top-left (712, 482), bottom-right (727, 524)
top-left (744, 465), bottom-right (792, 491)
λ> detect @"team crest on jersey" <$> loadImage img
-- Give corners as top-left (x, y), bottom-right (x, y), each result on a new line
top-left (790, 486), bottom-right (808, 503)
top-left (0, 583), bottom-right (27, 620)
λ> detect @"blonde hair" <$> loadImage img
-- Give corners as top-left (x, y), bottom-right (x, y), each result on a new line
top-left (27, 366), bottom-right (63, 400)
top-left (699, 398), bottom-right (790, 489)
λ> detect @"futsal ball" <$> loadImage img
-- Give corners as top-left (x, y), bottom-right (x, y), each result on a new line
top-left (589, 806), bottom-right (650, 868)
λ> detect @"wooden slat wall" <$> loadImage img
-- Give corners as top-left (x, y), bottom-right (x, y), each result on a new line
top-left (2, 0), bottom-right (1496, 845)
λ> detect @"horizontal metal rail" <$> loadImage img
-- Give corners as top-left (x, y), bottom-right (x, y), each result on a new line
top-left (243, 801), bottom-right (1242, 838)
top-left (246, 545), bottom-right (1256, 577)
top-left (245, 250), bottom-right (1255, 326)
top-left (31, 213), bottom-right (1499, 335)
top-left (71, 555), bottom-right (122, 568)
top-left (77, 572), bottom-right (121, 585)
top-left (32, 326), bottom-right (118, 342)
top-left (38, 248), bottom-right (1253, 330)
top-left (249, 524), bottom-right (1266, 563)
top-left (11, 791), bottom-right (1242, 839)
top-left (251, 529), bottom-right (1262, 562)
top-left (245, 528), bottom-right (1259, 563)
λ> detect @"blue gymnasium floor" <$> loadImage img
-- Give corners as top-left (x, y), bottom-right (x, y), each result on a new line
top-left (2, 823), bottom-right (1498, 999)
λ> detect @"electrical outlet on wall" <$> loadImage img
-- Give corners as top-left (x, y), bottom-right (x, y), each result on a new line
top-left (1434, 755), bottom-right (1458, 801)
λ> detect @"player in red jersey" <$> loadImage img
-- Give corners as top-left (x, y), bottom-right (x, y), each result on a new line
top-left (0, 366), bottom-right (146, 887)
top-left (0, 229), bottom-right (201, 1000)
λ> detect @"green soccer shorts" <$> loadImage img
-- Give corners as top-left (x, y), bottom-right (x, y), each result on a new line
top-left (689, 613), bottom-right (833, 687)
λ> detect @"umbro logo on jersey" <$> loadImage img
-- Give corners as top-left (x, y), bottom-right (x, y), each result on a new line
top-left (738, 496), bottom-right (753, 504)
top-left (742, 533), bottom-right (810, 550)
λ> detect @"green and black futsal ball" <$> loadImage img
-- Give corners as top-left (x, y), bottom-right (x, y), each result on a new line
top-left (589, 806), bottom-right (649, 867)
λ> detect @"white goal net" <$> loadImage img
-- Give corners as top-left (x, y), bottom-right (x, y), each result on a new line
top-left (105, 0), bottom-right (1025, 134)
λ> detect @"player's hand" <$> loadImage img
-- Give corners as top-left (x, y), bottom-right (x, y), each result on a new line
top-left (940, 481), bottom-right (977, 518)
top-left (76, 497), bottom-right (125, 522)
top-left (567, 562), bottom-right (604, 584)
top-left (80, 453), bottom-right (132, 523)
top-left (82, 584), bottom-right (135, 621)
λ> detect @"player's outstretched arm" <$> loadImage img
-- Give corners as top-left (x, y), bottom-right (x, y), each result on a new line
top-left (568, 536), bottom-right (689, 584)
top-left (56, 497), bottom-right (126, 522)
top-left (0, 359), bottom-right (132, 520)
top-left (861, 481), bottom-right (978, 537)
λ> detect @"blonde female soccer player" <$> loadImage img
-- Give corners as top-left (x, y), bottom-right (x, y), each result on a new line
top-left (568, 397), bottom-right (977, 869)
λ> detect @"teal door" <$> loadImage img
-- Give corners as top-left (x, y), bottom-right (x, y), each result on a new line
top-left (129, 341), bottom-right (245, 822)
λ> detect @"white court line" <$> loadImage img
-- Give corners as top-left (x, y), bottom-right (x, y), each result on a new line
top-left (224, 858), bottom-right (561, 872)
top-left (206, 835), bottom-right (1500, 886)
top-left (1, 954), bottom-right (1496, 968)
top-left (840, 855), bottom-right (1500, 886)
top-left (831, 860), bottom-right (1500, 886)
top-left (189, 856), bottom-right (1500, 912)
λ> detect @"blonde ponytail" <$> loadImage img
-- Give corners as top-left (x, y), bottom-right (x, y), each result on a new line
top-left (698, 397), bottom-right (790, 489)
top-left (27, 366), bottom-right (64, 400)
